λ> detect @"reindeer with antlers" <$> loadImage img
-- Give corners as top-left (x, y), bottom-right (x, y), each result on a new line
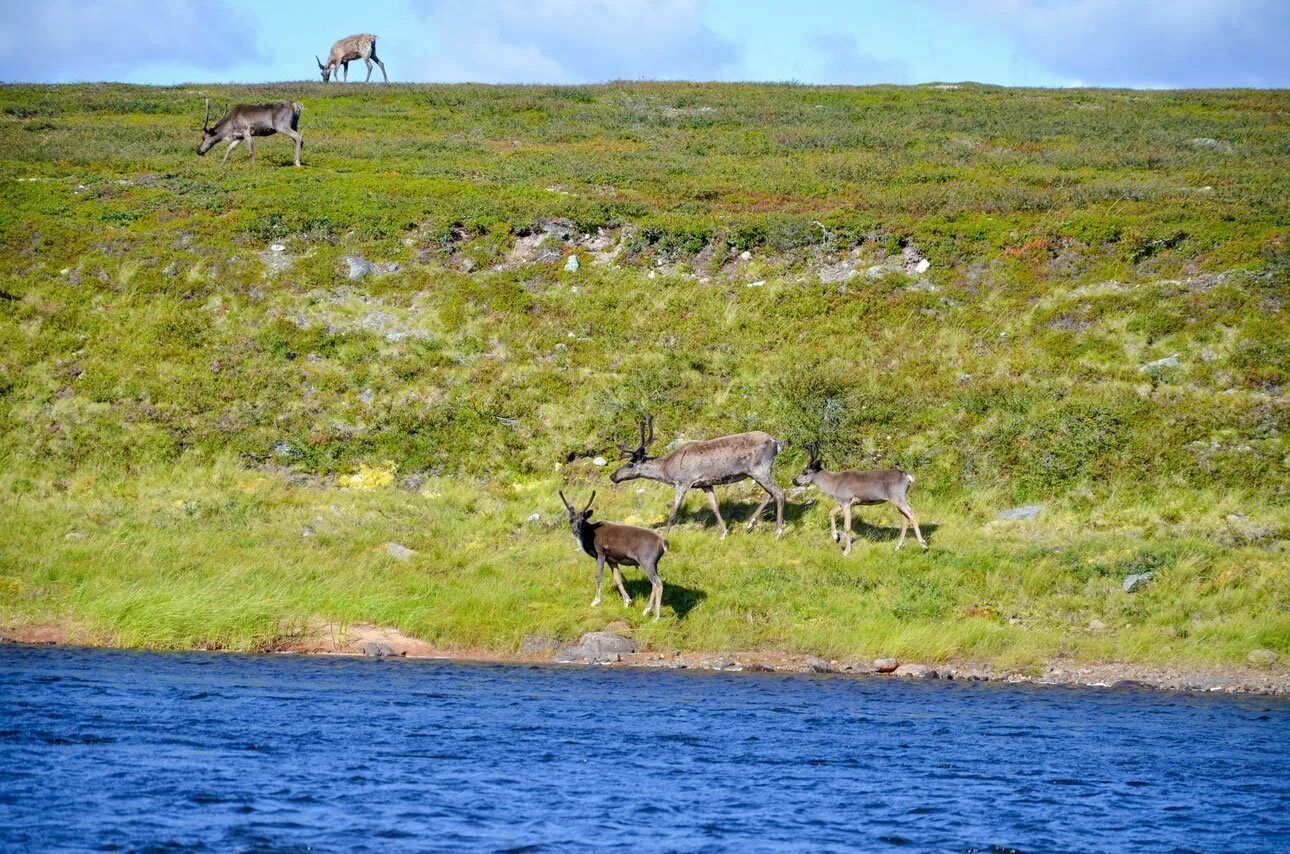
top-left (197, 99), bottom-right (303, 167)
top-left (793, 442), bottom-right (927, 554)
top-left (610, 416), bottom-right (786, 538)
top-left (559, 491), bottom-right (668, 620)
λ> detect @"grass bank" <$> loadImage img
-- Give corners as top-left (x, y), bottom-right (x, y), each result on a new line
top-left (0, 82), bottom-right (1286, 670)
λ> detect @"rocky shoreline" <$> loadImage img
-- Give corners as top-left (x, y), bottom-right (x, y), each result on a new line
top-left (3, 623), bottom-right (1286, 696)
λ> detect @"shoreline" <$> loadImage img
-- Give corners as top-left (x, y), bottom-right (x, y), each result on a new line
top-left (3, 623), bottom-right (1287, 696)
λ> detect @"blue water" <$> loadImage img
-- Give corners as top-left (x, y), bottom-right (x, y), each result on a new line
top-left (1, 646), bottom-right (1287, 852)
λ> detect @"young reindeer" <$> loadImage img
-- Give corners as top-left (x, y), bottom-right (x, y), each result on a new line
top-left (197, 99), bottom-right (303, 167)
top-left (317, 34), bottom-right (388, 83)
top-left (610, 415), bottom-right (785, 538)
top-left (793, 442), bottom-right (927, 554)
top-left (560, 491), bottom-right (668, 620)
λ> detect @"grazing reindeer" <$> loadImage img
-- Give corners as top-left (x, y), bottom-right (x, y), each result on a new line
top-left (197, 99), bottom-right (303, 167)
top-left (793, 443), bottom-right (927, 554)
top-left (317, 34), bottom-right (387, 83)
top-left (610, 416), bottom-right (785, 538)
top-left (559, 491), bottom-right (668, 620)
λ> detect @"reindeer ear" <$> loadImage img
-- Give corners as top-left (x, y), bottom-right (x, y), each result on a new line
top-left (583, 509), bottom-right (593, 520)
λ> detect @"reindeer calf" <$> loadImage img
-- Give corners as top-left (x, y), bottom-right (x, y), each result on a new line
top-left (560, 491), bottom-right (668, 620)
top-left (793, 445), bottom-right (927, 554)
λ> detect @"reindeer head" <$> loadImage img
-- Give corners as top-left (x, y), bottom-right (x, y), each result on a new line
top-left (558, 490), bottom-right (595, 538)
top-left (316, 55), bottom-right (332, 82)
top-left (196, 98), bottom-right (219, 155)
top-left (609, 415), bottom-right (655, 483)
top-left (793, 441), bottom-right (825, 487)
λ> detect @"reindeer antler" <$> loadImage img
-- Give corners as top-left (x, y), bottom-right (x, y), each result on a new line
top-left (582, 491), bottom-right (596, 513)
top-left (203, 98), bottom-right (210, 130)
top-left (805, 440), bottom-right (822, 465)
top-left (642, 414), bottom-right (655, 448)
top-left (315, 55), bottom-right (325, 70)
top-left (558, 490), bottom-right (573, 512)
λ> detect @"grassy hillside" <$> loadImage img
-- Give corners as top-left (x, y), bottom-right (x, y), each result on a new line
top-left (1, 82), bottom-right (1286, 668)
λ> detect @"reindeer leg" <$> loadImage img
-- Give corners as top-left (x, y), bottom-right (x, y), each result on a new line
top-left (644, 563), bottom-right (663, 620)
top-left (611, 564), bottom-right (631, 607)
top-left (897, 502), bottom-right (927, 550)
top-left (364, 58), bottom-right (373, 82)
top-left (220, 137), bottom-right (240, 164)
top-left (829, 504), bottom-right (842, 543)
top-left (702, 487), bottom-right (729, 538)
top-left (282, 128), bottom-right (304, 167)
top-left (747, 473), bottom-right (785, 537)
top-left (663, 484), bottom-right (689, 533)
top-left (592, 554), bottom-right (605, 607)
top-left (243, 130), bottom-right (254, 163)
top-left (375, 57), bottom-right (388, 83)
top-left (842, 502), bottom-right (854, 555)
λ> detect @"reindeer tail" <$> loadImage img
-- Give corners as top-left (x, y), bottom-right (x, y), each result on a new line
top-left (661, 537), bottom-right (671, 554)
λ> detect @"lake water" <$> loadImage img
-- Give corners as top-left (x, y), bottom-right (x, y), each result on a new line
top-left (1, 645), bottom-right (1287, 852)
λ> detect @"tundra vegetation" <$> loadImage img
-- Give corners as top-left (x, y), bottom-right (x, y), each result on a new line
top-left (0, 82), bottom-right (1286, 673)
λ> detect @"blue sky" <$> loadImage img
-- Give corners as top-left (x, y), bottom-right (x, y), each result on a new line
top-left (1, 0), bottom-right (1287, 88)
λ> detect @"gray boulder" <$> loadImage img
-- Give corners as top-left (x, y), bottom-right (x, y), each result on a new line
top-left (1140, 355), bottom-right (1180, 374)
top-left (894, 664), bottom-right (935, 678)
top-left (554, 631), bottom-right (637, 663)
top-left (1123, 572), bottom-right (1154, 593)
top-left (344, 255), bottom-right (376, 280)
top-left (873, 658), bottom-right (899, 673)
top-left (806, 656), bottom-right (837, 674)
top-left (356, 641), bottom-right (396, 658)
top-left (385, 542), bottom-right (415, 561)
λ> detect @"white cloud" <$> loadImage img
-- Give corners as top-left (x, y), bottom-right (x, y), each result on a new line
top-left (809, 33), bottom-right (910, 85)
top-left (0, 0), bottom-right (263, 82)
top-left (928, 0), bottom-right (1290, 87)
top-left (409, 0), bottom-right (738, 83)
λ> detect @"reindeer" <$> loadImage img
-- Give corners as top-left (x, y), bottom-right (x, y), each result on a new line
top-left (793, 442), bottom-right (927, 554)
top-left (197, 99), bottom-right (303, 167)
top-left (610, 416), bottom-right (785, 538)
top-left (317, 34), bottom-right (387, 83)
top-left (559, 491), bottom-right (668, 620)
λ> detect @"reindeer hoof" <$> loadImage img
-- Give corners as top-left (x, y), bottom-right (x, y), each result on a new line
top-left (832, 532), bottom-right (841, 543)
top-left (622, 599), bottom-right (632, 607)
top-left (643, 605), bottom-right (652, 616)
top-left (591, 598), bottom-right (601, 607)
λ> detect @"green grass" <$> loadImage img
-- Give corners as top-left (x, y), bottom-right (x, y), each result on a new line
top-left (0, 82), bottom-right (1286, 668)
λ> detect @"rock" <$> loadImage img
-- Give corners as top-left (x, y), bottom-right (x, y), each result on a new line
top-left (1088, 619), bottom-right (1106, 631)
top-left (745, 662), bottom-right (775, 672)
top-left (1189, 137), bottom-right (1233, 152)
top-left (709, 658), bottom-right (736, 671)
top-left (527, 512), bottom-right (541, 523)
top-left (914, 258), bottom-right (930, 274)
top-left (739, 250), bottom-right (752, 261)
top-left (460, 258), bottom-right (476, 273)
top-left (806, 656), bottom-right (836, 674)
top-left (343, 255), bottom-right (375, 280)
top-left (747, 280), bottom-right (765, 288)
top-left (358, 388), bottom-right (374, 406)
top-left (269, 243), bottom-right (286, 252)
top-left (894, 664), bottom-right (935, 678)
top-left (555, 631), bottom-right (638, 663)
top-left (1123, 572), bottom-right (1154, 593)
top-left (301, 525), bottom-right (315, 538)
top-left (520, 635), bottom-right (561, 655)
top-left (379, 262), bottom-right (401, 274)
top-left (356, 641), bottom-right (396, 658)
top-left (996, 504), bottom-right (1044, 521)
top-left (1140, 355), bottom-right (1180, 374)
top-left (564, 255), bottom-right (580, 272)
top-left (592, 456), bottom-right (607, 467)
top-left (873, 658), bottom-right (899, 673)
top-left (385, 542), bottom-right (415, 561)
top-left (901, 245), bottom-right (926, 275)
top-left (1247, 649), bottom-right (1279, 668)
